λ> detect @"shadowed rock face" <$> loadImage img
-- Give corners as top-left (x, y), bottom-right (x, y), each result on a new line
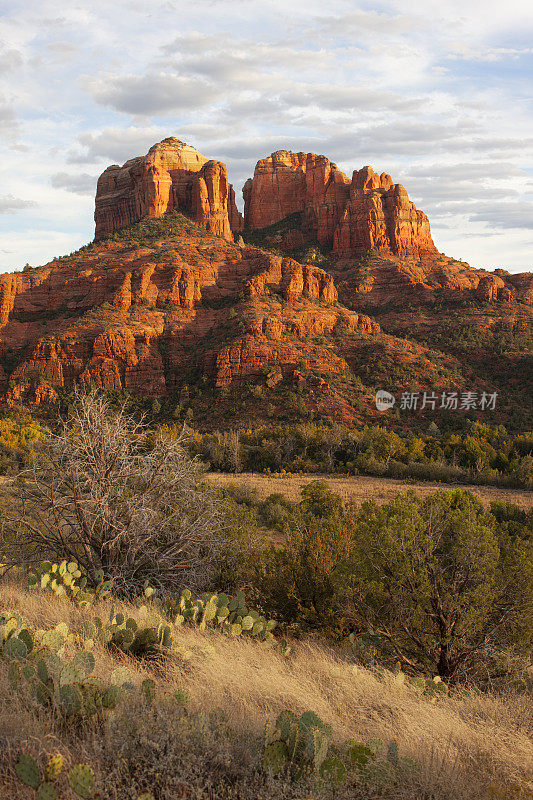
top-left (243, 151), bottom-right (436, 258)
top-left (94, 138), bottom-right (243, 241)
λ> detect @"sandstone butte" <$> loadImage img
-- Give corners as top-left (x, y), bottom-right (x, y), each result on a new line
top-left (0, 137), bottom-right (531, 411)
top-left (242, 150), bottom-right (436, 259)
top-left (94, 137), bottom-right (243, 241)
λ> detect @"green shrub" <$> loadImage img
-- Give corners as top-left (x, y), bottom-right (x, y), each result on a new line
top-left (339, 490), bottom-right (532, 679)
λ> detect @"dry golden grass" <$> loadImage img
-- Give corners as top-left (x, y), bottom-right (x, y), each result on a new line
top-left (207, 471), bottom-right (533, 511)
top-left (1, 580), bottom-right (532, 799)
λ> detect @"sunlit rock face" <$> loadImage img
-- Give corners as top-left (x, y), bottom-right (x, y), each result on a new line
top-left (94, 137), bottom-right (243, 241)
top-left (243, 150), bottom-right (436, 258)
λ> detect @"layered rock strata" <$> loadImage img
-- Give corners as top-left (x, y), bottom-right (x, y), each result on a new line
top-left (95, 138), bottom-right (243, 241)
top-left (243, 151), bottom-right (436, 258)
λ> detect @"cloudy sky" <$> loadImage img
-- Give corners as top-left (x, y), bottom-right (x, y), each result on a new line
top-left (0, 0), bottom-right (531, 273)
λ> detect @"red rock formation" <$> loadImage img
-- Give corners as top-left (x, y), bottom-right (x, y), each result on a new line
top-left (209, 333), bottom-right (349, 389)
top-left (0, 215), bottom-right (348, 404)
top-left (0, 138), bottom-right (531, 416)
top-left (475, 274), bottom-right (512, 303)
top-left (333, 168), bottom-right (435, 258)
top-left (243, 253), bottom-right (337, 303)
top-left (243, 151), bottom-right (436, 258)
top-left (95, 138), bottom-right (243, 241)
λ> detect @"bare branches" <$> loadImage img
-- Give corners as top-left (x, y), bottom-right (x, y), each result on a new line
top-left (1, 389), bottom-right (223, 596)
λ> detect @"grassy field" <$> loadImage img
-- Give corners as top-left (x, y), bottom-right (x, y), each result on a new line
top-left (207, 472), bottom-right (533, 510)
top-left (1, 579), bottom-right (532, 799)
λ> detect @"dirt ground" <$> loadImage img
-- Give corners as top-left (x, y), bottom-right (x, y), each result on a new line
top-left (206, 471), bottom-right (533, 510)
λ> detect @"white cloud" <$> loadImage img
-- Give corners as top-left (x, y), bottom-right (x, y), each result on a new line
top-left (467, 201), bottom-right (533, 230)
top-left (0, 194), bottom-right (36, 213)
top-left (0, 96), bottom-right (19, 141)
top-left (0, 0), bottom-right (530, 272)
top-left (85, 72), bottom-right (218, 116)
top-left (70, 126), bottom-right (167, 164)
top-left (51, 172), bottom-right (97, 195)
top-left (0, 46), bottom-right (23, 73)
top-left (312, 10), bottom-right (423, 36)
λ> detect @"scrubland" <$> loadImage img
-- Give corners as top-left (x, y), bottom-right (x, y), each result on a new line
top-left (207, 471), bottom-right (533, 511)
top-left (1, 394), bottom-right (531, 800)
top-left (1, 579), bottom-right (532, 800)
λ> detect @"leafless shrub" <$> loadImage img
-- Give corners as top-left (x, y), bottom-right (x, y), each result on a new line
top-left (2, 390), bottom-right (223, 595)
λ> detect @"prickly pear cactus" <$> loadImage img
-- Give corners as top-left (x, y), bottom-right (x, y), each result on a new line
top-left (37, 781), bottom-right (58, 800)
top-left (44, 754), bottom-right (64, 781)
top-left (102, 684), bottom-right (125, 709)
top-left (59, 684), bottom-right (83, 715)
top-left (15, 753), bottom-right (40, 788)
top-left (68, 764), bottom-right (95, 799)
top-left (13, 752), bottom-right (99, 800)
top-left (28, 560), bottom-right (112, 606)
top-left (141, 678), bottom-right (156, 704)
top-left (319, 756), bottom-right (347, 785)
top-left (173, 688), bottom-right (190, 706)
top-left (73, 651), bottom-right (95, 676)
top-left (262, 740), bottom-right (289, 775)
top-left (97, 607), bottom-right (172, 657)
top-left (262, 708), bottom-right (333, 779)
top-left (387, 739), bottom-right (399, 767)
top-left (167, 589), bottom-right (276, 642)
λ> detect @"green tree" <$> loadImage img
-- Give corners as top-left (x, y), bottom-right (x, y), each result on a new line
top-left (341, 490), bottom-right (532, 679)
top-left (300, 480), bottom-right (343, 519)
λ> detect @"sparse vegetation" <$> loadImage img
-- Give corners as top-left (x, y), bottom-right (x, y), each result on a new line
top-left (0, 390), bottom-right (531, 800)
top-left (1, 575), bottom-right (532, 799)
top-left (2, 392), bottom-right (224, 596)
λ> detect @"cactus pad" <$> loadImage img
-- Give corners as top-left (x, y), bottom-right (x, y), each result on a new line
top-left (8, 661), bottom-right (21, 687)
top-left (275, 710), bottom-right (298, 739)
top-left (387, 739), bottom-right (399, 766)
top-left (110, 667), bottom-right (131, 686)
top-left (41, 630), bottom-right (65, 651)
top-left (74, 652), bottom-right (95, 675)
top-left (37, 782), bottom-right (58, 800)
top-left (44, 754), bottom-right (64, 781)
top-left (59, 664), bottom-right (80, 686)
top-left (262, 741), bottom-right (289, 775)
top-left (68, 764), bottom-right (95, 799)
top-left (3, 636), bottom-right (28, 660)
top-left (141, 679), bottom-right (156, 704)
top-left (18, 628), bottom-right (33, 653)
top-left (15, 753), bottom-right (40, 788)
top-left (59, 684), bottom-right (82, 715)
top-left (346, 742), bottom-right (374, 768)
top-left (320, 756), bottom-right (347, 785)
top-left (102, 685), bottom-right (124, 709)
top-left (173, 688), bottom-right (190, 705)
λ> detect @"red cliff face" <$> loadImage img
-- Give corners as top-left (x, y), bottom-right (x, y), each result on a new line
top-left (243, 151), bottom-right (436, 259)
top-left (94, 138), bottom-right (243, 241)
top-left (0, 217), bottom-right (350, 405)
top-left (0, 138), bottom-right (531, 418)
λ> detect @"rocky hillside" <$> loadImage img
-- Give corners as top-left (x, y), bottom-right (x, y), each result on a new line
top-left (0, 138), bottom-right (531, 429)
